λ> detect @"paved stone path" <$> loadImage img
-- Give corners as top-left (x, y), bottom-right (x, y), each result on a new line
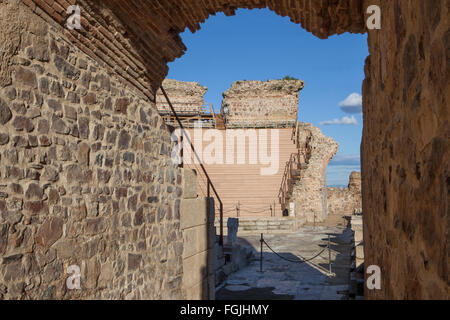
top-left (216, 225), bottom-right (353, 300)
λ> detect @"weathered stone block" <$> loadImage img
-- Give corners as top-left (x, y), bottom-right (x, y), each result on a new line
top-left (77, 142), bottom-right (90, 166)
top-left (0, 98), bottom-right (12, 125)
top-left (12, 116), bottom-right (34, 132)
top-left (83, 92), bottom-right (97, 105)
top-left (128, 253), bottom-right (142, 271)
top-left (14, 66), bottom-right (37, 88)
top-left (180, 197), bottom-right (209, 229)
top-left (118, 130), bottom-right (130, 150)
top-left (182, 224), bottom-right (209, 259)
top-left (25, 183), bottom-right (43, 200)
top-left (182, 169), bottom-right (197, 199)
top-left (36, 217), bottom-right (63, 248)
top-left (0, 133), bottom-right (9, 145)
top-left (85, 217), bottom-right (106, 235)
top-left (182, 250), bottom-right (208, 290)
top-left (54, 55), bottom-right (80, 80)
top-left (115, 97), bottom-right (129, 114)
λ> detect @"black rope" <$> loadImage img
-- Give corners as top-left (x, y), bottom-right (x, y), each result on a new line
top-left (240, 209), bottom-right (270, 214)
top-left (262, 239), bottom-right (326, 264)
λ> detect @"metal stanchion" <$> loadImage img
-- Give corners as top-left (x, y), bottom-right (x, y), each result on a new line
top-left (260, 233), bottom-right (263, 273)
top-left (328, 234), bottom-right (332, 275)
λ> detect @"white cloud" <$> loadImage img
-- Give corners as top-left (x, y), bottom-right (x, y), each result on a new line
top-left (339, 93), bottom-right (362, 114)
top-left (329, 154), bottom-right (361, 166)
top-left (319, 115), bottom-right (358, 126)
top-left (327, 154), bottom-right (361, 186)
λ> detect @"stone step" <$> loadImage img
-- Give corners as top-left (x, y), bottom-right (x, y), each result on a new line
top-left (214, 216), bottom-right (298, 234)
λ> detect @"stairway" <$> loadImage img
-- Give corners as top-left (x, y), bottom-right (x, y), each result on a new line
top-left (215, 216), bottom-right (306, 234)
top-left (186, 128), bottom-right (299, 217)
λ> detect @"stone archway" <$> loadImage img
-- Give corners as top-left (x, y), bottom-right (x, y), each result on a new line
top-left (0, 0), bottom-right (448, 300)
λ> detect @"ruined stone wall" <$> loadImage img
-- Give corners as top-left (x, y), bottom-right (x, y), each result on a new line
top-left (327, 172), bottom-right (362, 216)
top-left (0, 1), bottom-right (184, 299)
top-left (361, 0), bottom-right (449, 299)
top-left (292, 123), bottom-right (338, 223)
top-left (222, 80), bottom-right (304, 128)
top-left (156, 79), bottom-right (207, 114)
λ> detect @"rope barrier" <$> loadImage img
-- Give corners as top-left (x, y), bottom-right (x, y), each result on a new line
top-left (262, 239), bottom-right (327, 264)
top-left (258, 233), bottom-right (333, 274)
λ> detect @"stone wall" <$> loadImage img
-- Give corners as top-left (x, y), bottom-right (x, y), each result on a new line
top-left (292, 123), bottom-right (339, 224)
top-left (222, 80), bottom-right (304, 128)
top-left (156, 79), bottom-right (207, 114)
top-left (327, 172), bottom-right (362, 216)
top-left (0, 1), bottom-right (184, 300)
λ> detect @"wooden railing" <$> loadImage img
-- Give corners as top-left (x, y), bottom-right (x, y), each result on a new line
top-left (160, 87), bottom-right (224, 246)
top-left (158, 103), bottom-right (218, 128)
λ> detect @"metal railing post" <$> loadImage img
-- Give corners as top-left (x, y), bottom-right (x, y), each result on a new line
top-left (207, 180), bottom-right (210, 198)
top-left (260, 233), bottom-right (264, 273)
top-left (328, 234), bottom-right (332, 275)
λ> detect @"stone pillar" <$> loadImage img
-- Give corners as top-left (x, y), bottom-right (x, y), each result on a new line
top-left (180, 169), bottom-right (216, 300)
top-left (226, 218), bottom-right (239, 245)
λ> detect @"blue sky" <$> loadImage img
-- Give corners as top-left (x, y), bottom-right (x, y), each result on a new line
top-left (167, 8), bottom-right (368, 187)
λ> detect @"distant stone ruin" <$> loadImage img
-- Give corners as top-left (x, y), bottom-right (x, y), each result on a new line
top-left (156, 79), bottom-right (208, 114)
top-left (327, 172), bottom-right (362, 216)
top-left (157, 79), bottom-right (343, 230)
top-left (291, 124), bottom-right (339, 223)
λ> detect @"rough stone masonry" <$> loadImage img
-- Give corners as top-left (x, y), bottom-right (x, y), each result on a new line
top-left (222, 79), bottom-right (304, 128)
top-left (0, 0), bottom-right (448, 300)
top-left (0, 0), bottom-right (184, 299)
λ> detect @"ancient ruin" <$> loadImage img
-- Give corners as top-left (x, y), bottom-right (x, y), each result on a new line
top-left (157, 79), bottom-right (347, 230)
top-left (291, 123), bottom-right (339, 224)
top-left (327, 172), bottom-right (362, 216)
top-left (0, 0), bottom-right (448, 300)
